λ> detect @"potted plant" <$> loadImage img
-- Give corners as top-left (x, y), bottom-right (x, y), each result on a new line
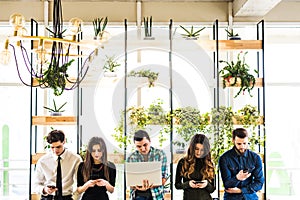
top-left (128, 69), bottom-right (159, 87)
top-left (219, 51), bottom-right (258, 98)
top-left (143, 16), bottom-right (154, 40)
top-left (147, 99), bottom-right (167, 125)
top-left (43, 99), bottom-right (67, 116)
top-left (179, 25), bottom-right (206, 39)
top-left (92, 17), bottom-right (108, 40)
top-left (225, 28), bottom-right (241, 40)
top-left (103, 55), bottom-right (121, 77)
top-left (169, 106), bottom-right (203, 153)
top-left (37, 59), bottom-right (75, 96)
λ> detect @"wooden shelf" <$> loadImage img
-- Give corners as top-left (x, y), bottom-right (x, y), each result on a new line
top-left (32, 116), bottom-right (76, 125)
top-left (223, 78), bottom-right (263, 88)
top-left (200, 40), bottom-right (262, 51)
top-left (233, 116), bottom-right (264, 125)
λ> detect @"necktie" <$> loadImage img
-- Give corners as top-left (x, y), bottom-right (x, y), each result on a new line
top-left (56, 156), bottom-right (63, 200)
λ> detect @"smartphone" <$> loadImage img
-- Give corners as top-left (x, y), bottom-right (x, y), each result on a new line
top-left (47, 185), bottom-right (56, 189)
top-left (194, 180), bottom-right (205, 184)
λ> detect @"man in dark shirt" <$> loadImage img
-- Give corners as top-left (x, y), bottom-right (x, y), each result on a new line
top-left (219, 128), bottom-right (264, 200)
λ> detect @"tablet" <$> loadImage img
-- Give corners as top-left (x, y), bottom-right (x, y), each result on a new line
top-left (125, 161), bottom-right (162, 186)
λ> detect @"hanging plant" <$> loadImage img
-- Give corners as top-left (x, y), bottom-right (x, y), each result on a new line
top-left (219, 51), bottom-right (258, 98)
top-left (37, 59), bottom-right (75, 96)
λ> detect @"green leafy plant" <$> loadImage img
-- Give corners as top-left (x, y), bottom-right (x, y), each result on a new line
top-left (38, 59), bottom-right (75, 96)
top-left (103, 55), bottom-right (121, 73)
top-left (208, 106), bottom-right (235, 165)
top-left (79, 144), bottom-right (87, 160)
top-left (234, 105), bottom-right (265, 150)
top-left (147, 99), bottom-right (166, 125)
top-left (180, 25), bottom-right (205, 38)
top-left (219, 51), bottom-right (258, 98)
top-left (92, 17), bottom-right (108, 38)
top-left (143, 16), bottom-right (153, 38)
top-left (208, 105), bottom-right (264, 165)
top-left (43, 99), bottom-right (67, 113)
top-left (128, 69), bottom-right (159, 87)
top-left (225, 28), bottom-right (240, 39)
top-left (170, 106), bottom-right (203, 151)
top-left (112, 99), bottom-right (169, 149)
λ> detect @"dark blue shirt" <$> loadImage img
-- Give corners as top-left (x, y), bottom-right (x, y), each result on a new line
top-left (219, 147), bottom-right (264, 200)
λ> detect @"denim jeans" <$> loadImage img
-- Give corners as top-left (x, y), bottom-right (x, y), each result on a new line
top-left (134, 196), bottom-right (153, 200)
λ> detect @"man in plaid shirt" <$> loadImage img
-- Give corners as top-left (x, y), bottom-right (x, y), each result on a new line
top-left (127, 130), bottom-right (168, 200)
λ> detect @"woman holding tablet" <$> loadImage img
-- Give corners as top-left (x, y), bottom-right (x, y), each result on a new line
top-left (175, 134), bottom-right (215, 200)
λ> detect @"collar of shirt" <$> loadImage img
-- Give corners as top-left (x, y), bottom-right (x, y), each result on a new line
top-left (53, 148), bottom-right (67, 161)
top-left (233, 147), bottom-right (249, 157)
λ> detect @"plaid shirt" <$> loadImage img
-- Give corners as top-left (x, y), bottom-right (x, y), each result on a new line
top-left (127, 146), bottom-right (168, 200)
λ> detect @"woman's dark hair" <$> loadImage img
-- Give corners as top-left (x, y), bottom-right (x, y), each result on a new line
top-left (232, 128), bottom-right (248, 139)
top-left (46, 130), bottom-right (65, 144)
top-left (181, 134), bottom-right (215, 181)
top-left (81, 137), bottom-right (110, 182)
top-left (133, 130), bottom-right (151, 142)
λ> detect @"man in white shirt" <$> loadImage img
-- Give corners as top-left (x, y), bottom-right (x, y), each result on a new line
top-left (33, 130), bottom-right (82, 200)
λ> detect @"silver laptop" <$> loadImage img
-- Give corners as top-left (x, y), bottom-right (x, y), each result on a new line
top-left (125, 161), bottom-right (162, 186)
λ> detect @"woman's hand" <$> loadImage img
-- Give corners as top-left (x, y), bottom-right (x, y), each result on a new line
top-left (96, 179), bottom-right (108, 187)
top-left (85, 180), bottom-right (97, 188)
top-left (96, 179), bottom-right (115, 193)
top-left (189, 180), bottom-right (208, 188)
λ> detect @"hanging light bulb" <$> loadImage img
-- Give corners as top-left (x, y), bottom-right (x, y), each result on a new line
top-left (9, 13), bottom-right (25, 36)
top-left (69, 17), bottom-right (83, 41)
top-left (0, 39), bottom-right (11, 65)
top-left (35, 39), bottom-right (47, 65)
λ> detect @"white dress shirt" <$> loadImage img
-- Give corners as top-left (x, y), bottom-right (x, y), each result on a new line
top-left (33, 148), bottom-right (82, 197)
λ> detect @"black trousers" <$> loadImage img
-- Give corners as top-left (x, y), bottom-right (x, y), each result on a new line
top-left (41, 195), bottom-right (72, 200)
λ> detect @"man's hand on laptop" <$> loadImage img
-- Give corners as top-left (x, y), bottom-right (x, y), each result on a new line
top-left (135, 179), bottom-right (153, 191)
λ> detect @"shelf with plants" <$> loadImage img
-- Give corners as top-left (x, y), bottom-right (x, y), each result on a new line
top-left (32, 116), bottom-right (76, 125)
top-left (212, 19), bottom-right (266, 199)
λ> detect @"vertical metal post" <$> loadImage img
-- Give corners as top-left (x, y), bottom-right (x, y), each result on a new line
top-left (168, 19), bottom-right (174, 200)
top-left (124, 18), bottom-right (128, 200)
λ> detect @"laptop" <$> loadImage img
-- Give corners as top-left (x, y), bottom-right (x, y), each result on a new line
top-left (125, 161), bottom-right (162, 186)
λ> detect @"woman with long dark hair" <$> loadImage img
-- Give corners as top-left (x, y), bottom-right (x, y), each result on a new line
top-left (77, 137), bottom-right (116, 200)
top-left (175, 133), bottom-right (215, 200)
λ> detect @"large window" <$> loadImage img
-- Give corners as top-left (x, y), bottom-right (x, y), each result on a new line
top-left (1, 23), bottom-right (300, 200)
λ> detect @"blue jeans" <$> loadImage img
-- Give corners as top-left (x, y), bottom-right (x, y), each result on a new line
top-left (134, 196), bottom-right (153, 200)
